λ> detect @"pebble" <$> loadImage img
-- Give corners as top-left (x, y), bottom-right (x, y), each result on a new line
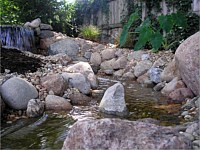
top-left (6, 121), bottom-right (12, 124)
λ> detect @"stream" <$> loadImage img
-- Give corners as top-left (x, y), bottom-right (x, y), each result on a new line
top-left (1, 77), bottom-right (184, 149)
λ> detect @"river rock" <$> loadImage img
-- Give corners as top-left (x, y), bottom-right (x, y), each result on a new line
top-left (137, 73), bottom-right (154, 88)
top-left (134, 60), bottom-right (152, 77)
top-left (40, 38), bottom-right (56, 50)
top-left (26, 99), bottom-right (44, 118)
top-left (40, 23), bottom-right (53, 30)
top-left (62, 118), bottom-right (191, 150)
top-left (100, 58), bottom-right (116, 70)
top-left (168, 88), bottom-right (194, 103)
top-left (148, 67), bottom-right (163, 83)
top-left (127, 51), bottom-right (145, 61)
top-left (69, 90), bottom-right (92, 106)
top-left (90, 52), bottom-right (102, 66)
top-left (152, 56), bottom-right (168, 68)
top-left (101, 48), bottom-right (116, 61)
top-left (153, 82), bottom-right (166, 91)
top-left (175, 31), bottom-right (200, 95)
top-left (122, 72), bottom-right (135, 80)
top-left (66, 62), bottom-right (98, 89)
top-left (99, 83), bottom-right (129, 117)
top-left (49, 39), bottom-right (79, 59)
top-left (113, 69), bottom-right (124, 78)
top-left (39, 30), bottom-right (54, 39)
top-left (29, 18), bottom-right (41, 28)
top-left (113, 56), bottom-right (127, 70)
top-left (45, 95), bottom-right (72, 110)
top-left (161, 59), bottom-right (180, 82)
top-left (62, 73), bottom-right (91, 95)
top-left (161, 77), bottom-right (186, 96)
top-left (41, 74), bottom-right (67, 96)
top-left (0, 77), bottom-right (38, 110)
top-left (186, 122), bottom-right (199, 134)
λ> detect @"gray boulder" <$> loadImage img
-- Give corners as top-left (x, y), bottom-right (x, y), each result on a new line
top-left (134, 60), bottom-right (152, 77)
top-left (175, 31), bottom-right (200, 95)
top-left (148, 67), bottom-right (163, 83)
top-left (62, 73), bottom-right (91, 94)
top-left (0, 77), bottom-right (38, 110)
top-left (66, 62), bottom-right (98, 89)
top-left (45, 95), bottom-right (72, 110)
top-left (26, 99), bottom-right (44, 118)
top-left (99, 83), bottom-right (129, 117)
top-left (49, 39), bottom-right (79, 60)
top-left (62, 118), bottom-right (191, 150)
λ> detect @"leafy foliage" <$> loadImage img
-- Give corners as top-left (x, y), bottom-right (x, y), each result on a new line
top-left (120, 11), bottom-right (139, 47)
top-left (79, 25), bottom-right (100, 41)
top-left (120, 10), bottom-right (189, 52)
top-left (0, 0), bottom-right (76, 35)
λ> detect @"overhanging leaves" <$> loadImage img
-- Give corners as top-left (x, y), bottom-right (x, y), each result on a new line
top-left (150, 31), bottom-right (163, 51)
top-left (158, 14), bottom-right (173, 33)
top-left (120, 11), bottom-right (139, 47)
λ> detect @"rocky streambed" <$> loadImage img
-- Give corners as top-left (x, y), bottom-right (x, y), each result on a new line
top-left (0, 22), bottom-right (199, 150)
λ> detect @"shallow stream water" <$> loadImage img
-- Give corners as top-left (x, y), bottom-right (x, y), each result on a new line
top-left (1, 77), bottom-right (184, 149)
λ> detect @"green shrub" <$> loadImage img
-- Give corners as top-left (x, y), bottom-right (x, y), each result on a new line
top-left (79, 25), bottom-right (100, 41)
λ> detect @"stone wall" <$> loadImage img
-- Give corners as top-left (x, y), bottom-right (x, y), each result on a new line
top-left (87, 0), bottom-right (200, 43)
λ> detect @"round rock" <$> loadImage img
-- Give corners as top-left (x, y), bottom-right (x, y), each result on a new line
top-left (0, 77), bottom-right (38, 110)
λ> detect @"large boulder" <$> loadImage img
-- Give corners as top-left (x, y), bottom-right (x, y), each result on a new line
top-left (62, 118), bottom-right (191, 150)
top-left (0, 77), bottom-right (38, 110)
top-left (62, 73), bottom-right (91, 95)
top-left (41, 74), bottom-right (67, 96)
top-left (45, 95), bottom-right (72, 110)
top-left (175, 31), bottom-right (200, 95)
top-left (99, 83), bottom-right (129, 117)
top-left (65, 62), bottom-right (98, 89)
top-left (49, 39), bottom-right (79, 59)
top-left (134, 60), bottom-right (152, 77)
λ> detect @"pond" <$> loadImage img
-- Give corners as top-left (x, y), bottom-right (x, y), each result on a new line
top-left (1, 77), bottom-right (184, 149)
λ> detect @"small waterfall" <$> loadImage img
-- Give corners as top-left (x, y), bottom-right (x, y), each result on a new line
top-left (0, 25), bottom-right (36, 52)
